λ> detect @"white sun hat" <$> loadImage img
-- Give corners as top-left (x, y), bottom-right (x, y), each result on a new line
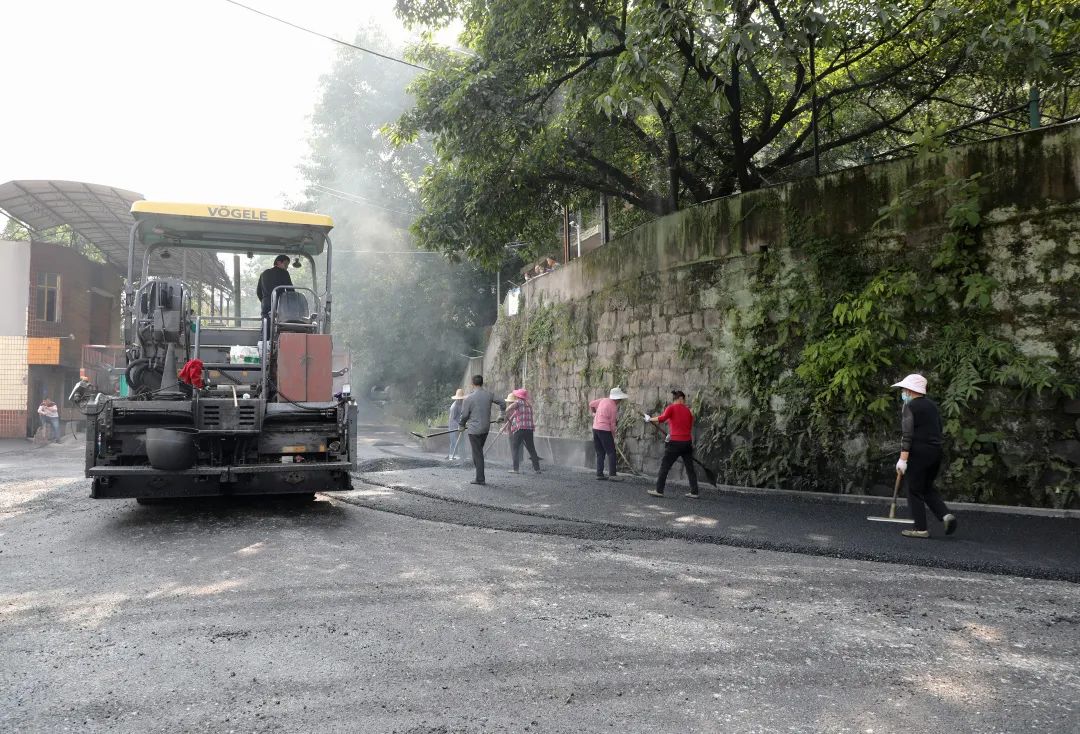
top-left (891, 374), bottom-right (928, 395)
top-left (608, 386), bottom-right (629, 400)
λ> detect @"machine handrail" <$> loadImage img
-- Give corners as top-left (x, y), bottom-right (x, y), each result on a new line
top-left (193, 315), bottom-right (265, 362)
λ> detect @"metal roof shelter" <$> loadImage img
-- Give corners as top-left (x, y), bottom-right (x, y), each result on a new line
top-left (0, 179), bottom-right (230, 289)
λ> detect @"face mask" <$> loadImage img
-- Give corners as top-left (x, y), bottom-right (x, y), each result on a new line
top-left (901, 393), bottom-right (912, 403)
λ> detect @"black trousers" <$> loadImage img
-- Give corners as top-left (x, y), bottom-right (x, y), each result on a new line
top-left (905, 447), bottom-right (949, 531)
top-left (468, 432), bottom-right (489, 483)
top-left (593, 429), bottom-right (617, 477)
top-left (510, 429), bottom-right (541, 471)
top-left (656, 440), bottom-right (698, 494)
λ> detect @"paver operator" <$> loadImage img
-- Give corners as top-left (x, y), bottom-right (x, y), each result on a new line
top-left (256, 254), bottom-right (293, 317)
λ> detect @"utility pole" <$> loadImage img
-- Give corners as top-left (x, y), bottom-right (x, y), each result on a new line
top-left (600, 195), bottom-right (610, 245)
top-left (233, 254), bottom-right (241, 326)
top-left (1029, 86), bottom-right (1041, 129)
top-left (809, 32), bottom-right (820, 176)
top-left (575, 210), bottom-right (582, 258)
top-left (562, 206), bottom-right (571, 262)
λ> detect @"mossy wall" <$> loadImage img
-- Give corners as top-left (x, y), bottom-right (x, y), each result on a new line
top-left (486, 123), bottom-right (1080, 506)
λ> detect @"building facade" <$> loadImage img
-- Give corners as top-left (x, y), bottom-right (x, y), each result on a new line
top-left (0, 239), bottom-right (121, 437)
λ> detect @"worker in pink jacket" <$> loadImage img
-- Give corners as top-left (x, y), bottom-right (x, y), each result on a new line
top-left (589, 387), bottom-right (628, 480)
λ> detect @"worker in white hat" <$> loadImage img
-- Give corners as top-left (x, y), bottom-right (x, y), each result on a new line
top-left (589, 387), bottom-right (629, 480)
top-left (446, 388), bottom-right (467, 460)
top-left (891, 374), bottom-right (957, 538)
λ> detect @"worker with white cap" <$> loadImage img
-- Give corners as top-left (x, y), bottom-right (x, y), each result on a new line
top-left (892, 373), bottom-right (957, 538)
top-left (446, 388), bottom-right (466, 460)
top-left (589, 387), bottom-right (629, 480)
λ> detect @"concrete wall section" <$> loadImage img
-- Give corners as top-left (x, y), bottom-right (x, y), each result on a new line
top-left (519, 124), bottom-right (1080, 310)
top-left (0, 239), bottom-right (31, 337)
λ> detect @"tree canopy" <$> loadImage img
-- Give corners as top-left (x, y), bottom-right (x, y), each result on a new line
top-left (301, 24), bottom-right (517, 417)
top-left (392, 0), bottom-right (1079, 263)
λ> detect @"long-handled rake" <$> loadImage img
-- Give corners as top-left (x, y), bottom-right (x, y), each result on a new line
top-left (410, 420), bottom-right (496, 440)
top-left (613, 441), bottom-right (643, 477)
top-left (868, 471), bottom-right (915, 524)
top-left (484, 418), bottom-right (511, 457)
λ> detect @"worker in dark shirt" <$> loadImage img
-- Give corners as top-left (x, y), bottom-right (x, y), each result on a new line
top-left (645, 390), bottom-right (699, 499)
top-left (256, 254), bottom-right (293, 317)
top-left (892, 374), bottom-right (957, 538)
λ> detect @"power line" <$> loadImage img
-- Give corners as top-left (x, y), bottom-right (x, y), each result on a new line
top-left (310, 183), bottom-right (415, 216)
top-left (311, 182), bottom-right (412, 211)
top-left (221, 0), bottom-right (433, 72)
top-left (335, 250), bottom-right (443, 255)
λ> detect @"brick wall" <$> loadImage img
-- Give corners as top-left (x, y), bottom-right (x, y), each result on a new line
top-left (27, 242), bottom-right (122, 368)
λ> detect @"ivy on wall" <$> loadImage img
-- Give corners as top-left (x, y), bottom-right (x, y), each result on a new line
top-left (698, 150), bottom-right (1078, 506)
top-left (490, 136), bottom-right (1079, 507)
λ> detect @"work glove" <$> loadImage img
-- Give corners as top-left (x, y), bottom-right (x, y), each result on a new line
top-left (643, 413), bottom-right (651, 421)
top-left (896, 459), bottom-right (908, 475)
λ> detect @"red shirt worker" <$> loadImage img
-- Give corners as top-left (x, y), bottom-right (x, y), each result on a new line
top-left (645, 390), bottom-right (699, 498)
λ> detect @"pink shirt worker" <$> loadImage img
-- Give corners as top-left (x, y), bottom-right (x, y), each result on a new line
top-left (589, 387), bottom-right (628, 480)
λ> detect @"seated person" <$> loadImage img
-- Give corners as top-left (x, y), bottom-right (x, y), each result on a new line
top-left (256, 255), bottom-right (293, 317)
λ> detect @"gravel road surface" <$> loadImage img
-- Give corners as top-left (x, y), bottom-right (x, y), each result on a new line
top-left (1, 436), bottom-right (1077, 733)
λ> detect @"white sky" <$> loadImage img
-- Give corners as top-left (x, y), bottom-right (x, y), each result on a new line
top-left (0, 0), bottom-right (427, 208)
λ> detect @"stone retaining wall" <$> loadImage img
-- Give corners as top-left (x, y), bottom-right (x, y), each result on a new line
top-left (480, 123), bottom-right (1080, 504)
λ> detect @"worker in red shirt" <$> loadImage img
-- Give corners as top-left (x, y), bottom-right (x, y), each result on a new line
top-left (644, 390), bottom-right (699, 499)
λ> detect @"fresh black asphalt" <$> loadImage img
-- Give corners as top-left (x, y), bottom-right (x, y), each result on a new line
top-left (342, 453), bottom-right (1080, 583)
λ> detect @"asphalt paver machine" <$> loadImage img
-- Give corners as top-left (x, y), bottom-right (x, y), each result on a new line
top-left (80, 202), bottom-right (356, 500)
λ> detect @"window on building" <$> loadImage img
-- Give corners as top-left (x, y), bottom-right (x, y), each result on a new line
top-left (35, 273), bottom-right (61, 323)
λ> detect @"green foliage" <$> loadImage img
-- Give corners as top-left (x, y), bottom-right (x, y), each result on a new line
top-left (696, 211), bottom-right (843, 491)
top-left (697, 139), bottom-right (1078, 504)
top-left (676, 339), bottom-right (707, 363)
top-left (1, 219), bottom-right (107, 263)
top-left (497, 301), bottom-right (579, 374)
top-left (798, 270), bottom-right (912, 416)
top-left (392, 0), bottom-right (1078, 262)
top-left (410, 380), bottom-right (460, 422)
top-left (1, 217), bottom-right (31, 240)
